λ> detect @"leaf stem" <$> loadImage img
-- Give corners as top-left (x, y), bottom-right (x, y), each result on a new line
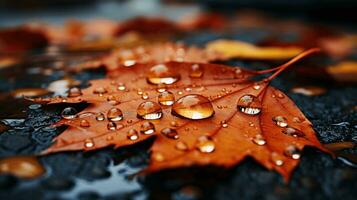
top-left (266, 48), bottom-right (321, 81)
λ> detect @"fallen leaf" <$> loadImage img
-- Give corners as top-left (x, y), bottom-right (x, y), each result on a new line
top-left (0, 156), bottom-right (45, 179)
top-left (206, 39), bottom-right (304, 60)
top-left (36, 49), bottom-right (328, 181)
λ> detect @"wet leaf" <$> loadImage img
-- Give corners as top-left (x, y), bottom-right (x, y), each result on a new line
top-left (36, 50), bottom-right (328, 181)
top-left (206, 39), bottom-right (304, 60)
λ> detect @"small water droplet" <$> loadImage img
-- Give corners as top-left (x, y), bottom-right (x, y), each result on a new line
top-left (253, 84), bottom-right (260, 90)
top-left (127, 129), bottom-right (139, 141)
top-left (272, 116), bottom-right (288, 127)
top-left (141, 92), bottom-right (149, 100)
top-left (140, 121), bottom-right (155, 135)
top-left (127, 119), bottom-right (133, 124)
top-left (84, 139), bottom-right (95, 148)
top-left (175, 141), bottom-right (188, 151)
top-left (137, 101), bottom-right (163, 120)
top-left (107, 95), bottom-right (120, 105)
top-left (172, 94), bottom-right (214, 120)
top-left (123, 60), bottom-right (136, 67)
top-left (271, 152), bottom-right (284, 166)
top-left (29, 104), bottom-right (42, 110)
top-left (283, 127), bottom-right (305, 137)
top-left (177, 91), bottom-right (183, 95)
top-left (237, 95), bottom-right (261, 115)
top-left (292, 117), bottom-right (303, 123)
top-left (107, 107), bottom-right (123, 121)
top-left (68, 87), bottom-right (82, 97)
top-left (80, 119), bottom-right (90, 127)
top-left (61, 107), bottom-right (77, 119)
top-left (158, 91), bottom-right (175, 106)
top-left (277, 93), bottom-right (284, 98)
top-left (220, 120), bottom-right (228, 128)
top-left (96, 112), bottom-right (105, 121)
top-left (161, 128), bottom-right (179, 139)
top-left (252, 134), bottom-right (266, 145)
top-left (153, 152), bottom-right (165, 162)
top-left (107, 122), bottom-right (117, 130)
top-left (189, 64), bottom-right (203, 78)
top-left (93, 87), bottom-right (107, 96)
top-left (146, 64), bottom-right (180, 85)
top-left (185, 127), bottom-right (190, 132)
top-left (284, 145), bottom-right (301, 159)
top-left (156, 84), bottom-right (167, 93)
top-left (117, 83), bottom-right (126, 91)
top-left (170, 121), bottom-right (179, 127)
top-left (196, 136), bottom-right (215, 153)
top-left (106, 135), bottom-right (114, 141)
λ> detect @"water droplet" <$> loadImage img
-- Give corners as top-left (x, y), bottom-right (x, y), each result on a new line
top-left (277, 93), bottom-right (284, 98)
top-left (117, 83), bottom-right (126, 91)
top-left (127, 129), bottom-right (139, 141)
top-left (196, 136), bottom-right (215, 153)
top-left (141, 92), bottom-right (149, 100)
top-left (170, 121), bottom-right (178, 127)
top-left (146, 64), bottom-right (180, 85)
top-left (284, 145), bottom-right (301, 159)
top-left (106, 135), bottom-right (114, 141)
top-left (140, 121), bottom-right (155, 135)
top-left (271, 152), bottom-right (284, 166)
top-left (172, 94), bottom-right (214, 120)
top-left (80, 119), bottom-right (90, 127)
top-left (84, 139), bottom-right (95, 148)
top-left (95, 112), bottom-right (105, 121)
top-left (153, 152), bottom-right (165, 162)
top-left (61, 107), bottom-right (77, 119)
top-left (156, 84), bottom-right (167, 93)
top-left (107, 122), bottom-right (117, 130)
top-left (220, 120), bottom-right (228, 128)
top-left (137, 101), bottom-right (163, 120)
top-left (161, 128), bottom-right (179, 139)
top-left (93, 87), bottom-right (107, 96)
top-left (68, 87), bottom-right (82, 97)
top-left (107, 95), bottom-right (120, 105)
top-left (282, 127), bottom-right (305, 137)
top-left (253, 84), bottom-right (260, 90)
top-left (189, 64), bottom-right (203, 78)
top-left (237, 95), bottom-right (261, 115)
top-left (127, 119), bottom-right (133, 124)
top-left (252, 134), bottom-right (266, 145)
top-left (292, 117), bottom-right (303, 123)
top-left (175, 141), bottom-right (188, 151)
top-left (123, 60), bottom-right (136, 67)
top-left (158, 91), bottom-right (175, 106)
top-left (107, 107), bottom-right (123, 121)
top-left (29, 104), bottom-right (42, 110)
top-left (272, 116), bottom-right (288, 127)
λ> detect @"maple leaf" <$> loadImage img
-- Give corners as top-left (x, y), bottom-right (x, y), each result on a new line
top-left (35, 49), bottom-right (329, 181)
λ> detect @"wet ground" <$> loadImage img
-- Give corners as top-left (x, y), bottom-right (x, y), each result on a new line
top-left (1, 17), bottom-right (357, 200)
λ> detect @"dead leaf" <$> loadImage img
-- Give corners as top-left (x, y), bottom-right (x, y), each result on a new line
top-left (36, 49), bottom-right (328, 181)
top-left (206, 39), bottom-right (304, 60)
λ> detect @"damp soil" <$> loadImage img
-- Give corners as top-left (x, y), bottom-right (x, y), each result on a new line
top-left (0, 30), bottom-right (357, 200)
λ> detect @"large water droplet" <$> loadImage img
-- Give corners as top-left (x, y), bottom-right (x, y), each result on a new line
top-left (161, 128), bottom-right (179, 139)
top-left (146, 64), bottom-right (180, 85)
top-left (158, 91), bottom-right (175, 106)
top-left (284, 145), bottom-right (301, 159)
top-left (84, 139), bottom-right (95, 149)
top-left (127, 129), bottom-right (139, 141)
top-left (252, 134), bottom-right (266, 145)
top-left (172, 94), bottom-right (214, 120)
top-left (272, 116), bottom-right (288, 127)
top-left (237, 95), bottom-right (261, 115)
top-left (196, 136), bottom-right (215, 153)
top-left (61, 107), bottom-right (77, 119)
top-left (189, 64), bottom-right (203, 78)
top-left (80, 119), bottom-right (90, 127)
top-left (140, 121), bottom-right (155, 135)
top-left (137, 101), bottom-right (163, 120)
top-left (107, 107), bottom-right (123, 121)
top-left (67, 87), bottom-right (82, 97)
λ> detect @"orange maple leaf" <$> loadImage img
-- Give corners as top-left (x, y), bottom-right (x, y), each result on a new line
top-left (35, 49), bottom-right (329, 181)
